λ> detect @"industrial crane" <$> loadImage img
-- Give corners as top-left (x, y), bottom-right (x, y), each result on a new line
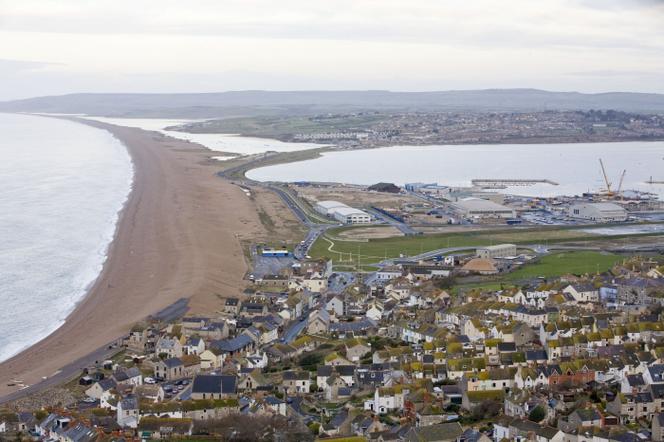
top-left (599, 158), bottom-right (613, 196)
top-left (616, 169), bottom-right (626, 198)
top-left (598, 159), bottom-right (627, 199)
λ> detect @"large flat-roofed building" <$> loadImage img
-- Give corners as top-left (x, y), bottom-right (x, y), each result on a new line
top-left (568, 202), bottom-right (628, 222)
top-left (451, 198), bottom-right (516, 219)
top-left (332, 207), bottom-right (372, 224)
top-left (315, 200), bottom-right (347, 216)
top-left (476, 244), bottom-right (517, 259)
top-left (314, 200), bottom-right (371, 224)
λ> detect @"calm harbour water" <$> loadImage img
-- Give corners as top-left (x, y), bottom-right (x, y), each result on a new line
top-left (83, 117), bottom-right (325, 157)
top-left (247, 142), bottom-right (664, 198)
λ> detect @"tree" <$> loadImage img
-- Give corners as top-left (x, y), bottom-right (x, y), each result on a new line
top-left (470, 400), bottom-right (501, 421)
top-left (193, 414), bottom-right (313, 441)
top-left (528, 405), bottom-right (546, 422)
top-left (434, 276), bottom-right (456, 290)
top-left (308, 422), bottom-right (320, 435)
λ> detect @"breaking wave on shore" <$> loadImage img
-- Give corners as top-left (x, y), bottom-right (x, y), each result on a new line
top-left (0, 113), bottom-right (133, 363)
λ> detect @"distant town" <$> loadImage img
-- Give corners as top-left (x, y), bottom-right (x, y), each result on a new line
top-left (174, 110), bottom-right (664, 147)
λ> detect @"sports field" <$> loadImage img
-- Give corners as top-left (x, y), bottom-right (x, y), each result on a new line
top-left (505, 251), bottom-right (622, 280)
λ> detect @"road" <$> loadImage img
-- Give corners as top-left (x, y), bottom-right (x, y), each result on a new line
top-left (0, 298), bottom-right (190, 405)
top-left (283, 318), bottom-right (308, 344)
top-left (0, 339), bottom-right (123, 405)
top-left (266, 184), bottom-right (338, 260)
top-left (366, 208), bottom-right (418, 236)
top-left (268, 185), bottom-right (311, 226)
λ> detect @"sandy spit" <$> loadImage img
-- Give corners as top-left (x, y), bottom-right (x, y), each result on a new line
top-left (0, 120), bottom-right (264, 396)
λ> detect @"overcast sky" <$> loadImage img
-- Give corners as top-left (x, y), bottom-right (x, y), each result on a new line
top-left (1, 0), bottom-right (663, 100)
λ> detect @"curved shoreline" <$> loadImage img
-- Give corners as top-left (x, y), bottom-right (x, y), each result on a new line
top-left (0, 114), bottom-right (135, 364)
top-left (0, 119), bottom-right (263, 398)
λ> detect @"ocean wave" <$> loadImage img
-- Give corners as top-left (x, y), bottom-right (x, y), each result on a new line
top-left (0, 114), bottom-right (133, 362)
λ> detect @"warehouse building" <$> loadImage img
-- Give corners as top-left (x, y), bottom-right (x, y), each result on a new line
top-left (331, 207), bottom-right (372, 224)
top-left (314, 200), bottom-right (347, 216)
top-left (568, 202), bottom-right (628, 222)
top-left (476, 244), bottom-right (517, 259)
top-left (314, 200), bottom-right (371, 224)
top-left (451, 198), bottom-right (516, 219)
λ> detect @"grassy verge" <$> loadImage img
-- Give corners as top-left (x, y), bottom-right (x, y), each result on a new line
top-left (505, 251), bottom-right (622, 281)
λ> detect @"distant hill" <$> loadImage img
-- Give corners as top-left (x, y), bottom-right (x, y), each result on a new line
top-left (2, 89), bottom-right (664, 117)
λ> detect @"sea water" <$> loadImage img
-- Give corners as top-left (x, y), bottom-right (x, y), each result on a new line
top-left (0, 113), bottom-right (133, 362)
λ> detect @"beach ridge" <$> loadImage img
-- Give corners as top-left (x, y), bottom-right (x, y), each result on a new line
top-left (0, 120), bottom-right (263, 397)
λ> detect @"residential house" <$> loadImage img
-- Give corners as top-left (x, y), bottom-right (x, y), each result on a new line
top-left (85, 378), bottom-right (116, 401)
top-left (403, 422), bottom-right (463, 442)
top-left (155, 336), bottom-right (183, 358)
top-left (326, 296), bottom-right (345, 317)
top-left (113, 367), bottom-right (142, 387)
top-left (365, 386), bottom-right (408, 414)
top-left (138, 417), bottom-right (193, 440)
top-left (117, 395), bottom-right (139, 428)
top-left (346, 338), bottom-right (372, 362)
top-left (199, 348), bottom-right (224, 370)
top-left (223, 297), bottom-right (241, 315)
top-left (282, 371), bottom-right (311, 395)
top-left (562, 283), bottom-right (600, 303)
top-left (653, 412), bottom-right (664, 442)
top-left (154, 357), bottom-right (184, 381)
top-left (184, 337), bottom-right (205, 356)
top-left (307, 308), bottom-right (331, 334)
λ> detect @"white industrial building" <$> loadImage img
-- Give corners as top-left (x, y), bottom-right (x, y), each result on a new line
top-left (451, 198), bottom-right (516, 219)
top-left (314, 200), bottom-right (347, 215)
top-left (476, 244), bottom-right (517, 259)
top-left (314, 200), bottom-right (371, 224)
top-left (568, 202), bottom-right (628, 222)
top-left (332, 207), bottom-right (372, 224)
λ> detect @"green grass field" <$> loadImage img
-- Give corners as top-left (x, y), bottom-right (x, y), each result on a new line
top-left (310, 226), bottom-right (598, 263)
top-left (311, 224), bottom-right (661, 265)
top-left (505, 251), bottom-right (622, 281)
top-left (182, 114), bottom-right (387, 138)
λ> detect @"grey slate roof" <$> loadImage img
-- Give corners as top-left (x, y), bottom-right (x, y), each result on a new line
top-left (119, 395), bottom-right (138, 410)
top-left (329, 318), bottom-right (376, 333)
top-left (282, 371), bottom-right (309, 381)
top-left (163, 357), bottom-right (183, 368)
top-left (212, 334), bottom-right (254, 353)
top-left (405, 422), bottom-right (463, 442)
top-left (191, 375), bottom-right (237, 395)
top-left (317, 366), bottom-right (333, 376)
top-left (96, 378), bottom-right (116, 391)
top-left (525, 349), bottom-right (547, 361)
top-left (626, 373), bottom-right (645, 387)
top-left (62, 423), bottom-right (97, 442)
top-left (649, 364), bottom-right (664, 383)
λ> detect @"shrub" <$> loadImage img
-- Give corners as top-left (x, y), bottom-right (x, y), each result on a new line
top-left (528, 405), bottom-right (546, 422)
